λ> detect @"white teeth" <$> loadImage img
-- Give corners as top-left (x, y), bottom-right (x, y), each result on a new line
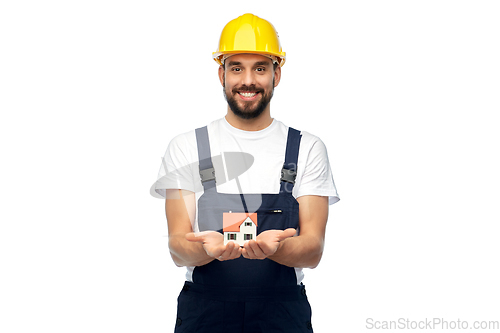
top-left (240, 92), bottom-right (256, 97)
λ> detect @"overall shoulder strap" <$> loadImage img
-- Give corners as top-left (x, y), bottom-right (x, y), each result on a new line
top-left (280, 127), bottom-right (302, 193)
top-left (195, 126), bottom-right (216, 190)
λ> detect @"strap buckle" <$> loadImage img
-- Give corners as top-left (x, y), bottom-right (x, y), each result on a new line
top-left (199, 167), bottom-right (216, 183)
top-left (280, 168), bottom-right (296, 184)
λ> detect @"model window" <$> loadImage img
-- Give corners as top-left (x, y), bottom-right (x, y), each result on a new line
top-left (244, 234), bottom-right (253, 240)
top-left (245, 222), bottom-right (252, 226)
top-left (228, 233), bottom-right (237, 240)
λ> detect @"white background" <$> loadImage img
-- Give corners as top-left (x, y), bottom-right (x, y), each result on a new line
top-left (1, 0), bottom-right (499, 332)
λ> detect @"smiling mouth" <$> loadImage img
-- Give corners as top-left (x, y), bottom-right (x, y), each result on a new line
top-left (239, 92), bottom-right (257, 97)
top-left (237, 91), bottom-right (260, 100)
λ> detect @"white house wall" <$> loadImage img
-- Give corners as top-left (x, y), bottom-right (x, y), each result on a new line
top-left (223, 221), bottom-right (257, 246)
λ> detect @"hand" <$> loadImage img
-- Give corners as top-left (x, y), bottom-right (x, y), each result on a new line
top-left (242, 228), bottom-right (296, 260)
top-left (186, 231), bottom-right (242, 261)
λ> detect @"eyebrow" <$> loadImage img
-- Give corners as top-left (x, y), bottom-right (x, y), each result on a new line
top-left (227, 60), bottom-right (272, 67)
top-left (227, 61), bottom-right (242, 67)
top-left (254, 61), bottom-right (271, 67)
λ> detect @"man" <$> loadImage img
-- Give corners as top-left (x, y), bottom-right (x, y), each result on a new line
top-left (152, 13), bottom-right (339, 333)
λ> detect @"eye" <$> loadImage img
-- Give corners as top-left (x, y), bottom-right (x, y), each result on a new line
top-left (232, 67), bottom-right (242, 72)
top-left (255, 67), bottom-right (265, 72)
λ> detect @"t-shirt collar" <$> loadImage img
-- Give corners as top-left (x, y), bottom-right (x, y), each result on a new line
top-left (222, 117), bottom-right (277, 138)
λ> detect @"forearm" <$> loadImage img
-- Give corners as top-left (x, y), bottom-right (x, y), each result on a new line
top-left (168, 234), bottom-right (214, 267)
top-left (268, 233), bottom-right (324, 269)
top-left (269, 195), bottom-right (328, 268)
top-left (165, 190), bottom-right (213, 267)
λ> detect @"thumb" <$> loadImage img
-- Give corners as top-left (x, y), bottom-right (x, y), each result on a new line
top-left (277, 228), bottom-right (296, 241)
top-left (185, 231), bottom-right (211, 243)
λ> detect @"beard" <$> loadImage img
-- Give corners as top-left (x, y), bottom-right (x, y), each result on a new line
top-left (223, 81), bottom-right (274, 120)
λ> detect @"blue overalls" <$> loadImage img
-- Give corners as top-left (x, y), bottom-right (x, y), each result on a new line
top-left (174, 126), bottom-right (313, 333)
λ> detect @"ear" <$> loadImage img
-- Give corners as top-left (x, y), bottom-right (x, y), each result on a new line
top-left (218, 65), bottom-right (225, 86)
top-left (273, 65), bottom-right (281, 88)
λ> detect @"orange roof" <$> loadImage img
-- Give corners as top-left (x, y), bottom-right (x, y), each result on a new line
top-left (223, 212), bottom-right (257, 232)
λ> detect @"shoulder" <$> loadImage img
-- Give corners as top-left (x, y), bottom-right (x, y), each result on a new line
top-left (166, 130), bottom-right (196, 155)
top-left (165, 118), bottom-right (226, 158)
top-left (168, 118), bottom-right (223, 149)
top-left (299, 129), bottom-right (323, 144)
top-left (300, 130), bottom-right (327, 154)
top-left (297, 131), bottom-right (330, 172)
top-left (276, 120), bottom-right (327, 156)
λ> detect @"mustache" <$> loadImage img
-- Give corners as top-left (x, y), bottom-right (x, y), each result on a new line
top-left (232, 85), bottom-right (264, 94)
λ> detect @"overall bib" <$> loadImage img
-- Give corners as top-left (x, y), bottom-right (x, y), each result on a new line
top-left (174, 126), bottom-right (313, 333)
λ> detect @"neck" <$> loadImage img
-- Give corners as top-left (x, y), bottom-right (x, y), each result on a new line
top-left (225, 108), bottom-right (273, 131)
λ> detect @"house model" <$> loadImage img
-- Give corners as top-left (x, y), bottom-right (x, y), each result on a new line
top-left (223, 212), bottom-right (258, 246)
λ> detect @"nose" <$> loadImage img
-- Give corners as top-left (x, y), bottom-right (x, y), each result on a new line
top-left (240, 69), bottom-right (256, 87)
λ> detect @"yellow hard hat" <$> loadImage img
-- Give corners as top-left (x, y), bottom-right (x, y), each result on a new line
top-left (213, 13), bottom-right (286, 67)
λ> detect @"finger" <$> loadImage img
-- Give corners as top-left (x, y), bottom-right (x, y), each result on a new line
top-left (241, 247), bottom-right (249, 259)
top-left (242, 241), bottom-right (255, 259)
top-left (257, 237), bottom-right (282, 256)
top-left (229, 242), bottom-right (242, 259)
top-left (241, 246), bottom-right (253, 259)
top-left (248, 240), bottom-right (266, 259)
top-left (243, 240), bottom-right (264, 259)
top-left (185, 231), bottom-right (212, 243)
top-left (241, 242), bottom-right (254, 259)
top-left (219, 241), bottom-right (243, 261)
top-left (204, 243), bottom-right (225, 259)
top-left (242, 239), bottom-right (258, 258)
top-left (185, 232), bottom-right (203, 243)
top-left (276, 228), bottom-right (296, 241)
top-left (217, 241), bottom-right (234, 261)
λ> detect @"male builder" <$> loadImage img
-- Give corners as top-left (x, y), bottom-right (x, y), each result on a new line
top-left (152, 13), bottom-right (339, 333)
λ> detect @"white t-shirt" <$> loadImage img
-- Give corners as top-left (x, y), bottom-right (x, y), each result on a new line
top-left (152, 117), bottom-right (340, 283)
